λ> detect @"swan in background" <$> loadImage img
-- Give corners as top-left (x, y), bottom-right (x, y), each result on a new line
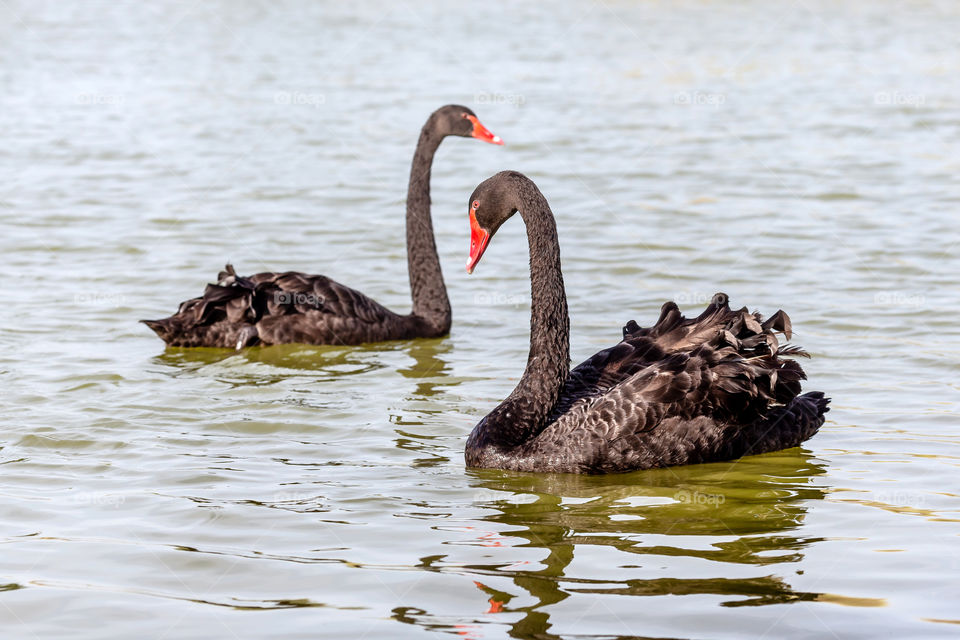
top-left (143, 105), bottom-right (503, 348)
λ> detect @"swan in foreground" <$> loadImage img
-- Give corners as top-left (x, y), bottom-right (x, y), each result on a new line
top-left (462, 171), bottom-right (828, 474)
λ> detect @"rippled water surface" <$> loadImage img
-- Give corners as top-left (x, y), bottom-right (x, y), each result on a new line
top-left (2, 1), bottom-right (959, 638)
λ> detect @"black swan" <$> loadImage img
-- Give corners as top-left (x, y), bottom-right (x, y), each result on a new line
top-left (142, 105), bottom-right (503, 349)
top-left (462, 171), bottom-right (829, 474)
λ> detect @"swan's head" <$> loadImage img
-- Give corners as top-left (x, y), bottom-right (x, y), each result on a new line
top-left (430, 104), bottom-right (503, 145)
top-left (465, 171), bottom-right (524, 274)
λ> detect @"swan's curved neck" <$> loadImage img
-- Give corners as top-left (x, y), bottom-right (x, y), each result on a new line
top-left (406, 129), bottom-right (450, 333)
top-left (470, 179), bottom-right (570, 451)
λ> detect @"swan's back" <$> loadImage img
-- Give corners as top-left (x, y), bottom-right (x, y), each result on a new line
top-left (142, 264), bottom-right (419, 348)
top-left (509, 294), bottom-right (828, 474)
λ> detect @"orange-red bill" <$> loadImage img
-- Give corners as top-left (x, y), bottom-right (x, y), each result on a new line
top-left (466, 115), bottom-right (503, 145)
top-left (466, 209), bottom-right (490, 274)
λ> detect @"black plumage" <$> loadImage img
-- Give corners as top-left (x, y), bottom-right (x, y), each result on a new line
top-left (464, 171), bottom-right (829, 474)
top-left (142, 264), bottom-right (422, 348)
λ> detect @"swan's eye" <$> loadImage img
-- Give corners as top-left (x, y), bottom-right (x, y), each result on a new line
top-left (461, 113), bottom-right (469, 119)
top-left (471, 200), bottom-right (479, 210)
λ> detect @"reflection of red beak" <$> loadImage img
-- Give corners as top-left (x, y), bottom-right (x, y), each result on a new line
top-left (467, 210), bottom-right (490, 274)
top-left (465, 115), bottom-right (503, 145)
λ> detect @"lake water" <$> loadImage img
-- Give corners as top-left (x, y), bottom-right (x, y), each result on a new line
top-left (1, 1), bottom-right (958, 638)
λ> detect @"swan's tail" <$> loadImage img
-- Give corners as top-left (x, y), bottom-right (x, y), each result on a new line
top-left (732, 390), bottom-right (830, 457)
top-left (140, 318), bottom-right (174, 342)
top-left (140, 264), bottom-right (263, 348)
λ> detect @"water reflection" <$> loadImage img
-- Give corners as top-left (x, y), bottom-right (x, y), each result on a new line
top-left (150, 339), bottom-right (459, 388)
top-left (400, 450), bottom-right (833, 638)
top-left (393, 338), bottom-right (458, 469)
top-left (150, 342), bottom-right (392, 384)
top-left (396, 338), bottom-right (454, 399)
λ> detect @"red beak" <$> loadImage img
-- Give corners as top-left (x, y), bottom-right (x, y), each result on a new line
top-left (465, 115), bottom-right (504, 145)
top-left (467, 210), bottom-right (491, 274)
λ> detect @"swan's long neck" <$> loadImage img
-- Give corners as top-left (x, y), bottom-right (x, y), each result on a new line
top-left (469, 179), bottom-right (570, 452)
top-left (406, 129), bottom-right (451, 333)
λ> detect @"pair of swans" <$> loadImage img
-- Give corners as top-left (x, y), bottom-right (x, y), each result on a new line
top-left (143, 105), bottom-right (828, 475)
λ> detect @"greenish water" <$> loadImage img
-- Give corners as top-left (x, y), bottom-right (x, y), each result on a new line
top-left (2, 1), bottom-right (959, 638)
